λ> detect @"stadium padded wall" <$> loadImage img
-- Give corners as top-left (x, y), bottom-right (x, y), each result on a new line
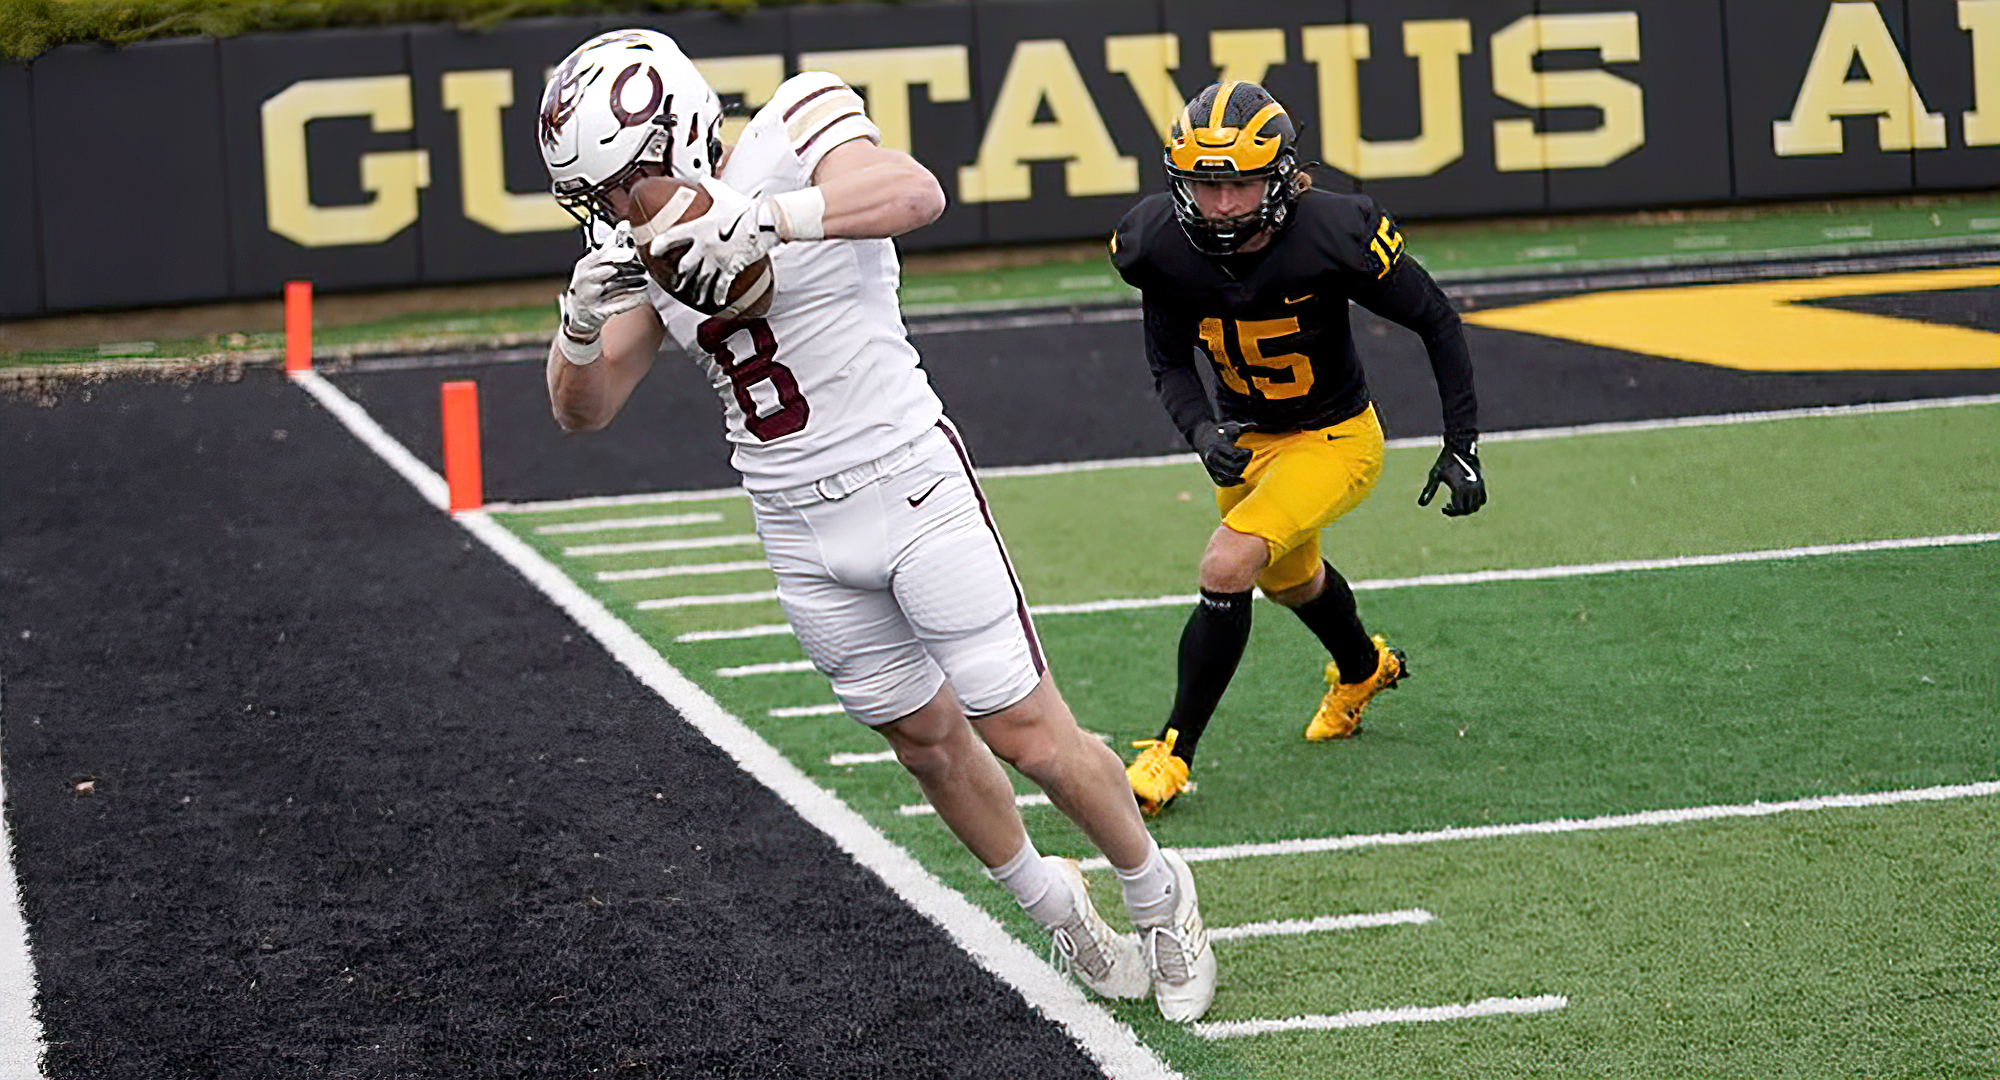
top-left (4, 0), bottom-right (1996, 316)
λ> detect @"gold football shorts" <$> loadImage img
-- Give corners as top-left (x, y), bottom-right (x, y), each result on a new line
top-left (1215, 405), bottom-right (1385, 594)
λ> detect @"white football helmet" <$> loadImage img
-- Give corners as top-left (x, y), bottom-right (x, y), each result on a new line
top-left (538, 29), bottom-right (724, 228)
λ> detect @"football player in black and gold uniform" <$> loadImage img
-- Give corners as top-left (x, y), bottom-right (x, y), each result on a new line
top-left (1112, 80), bottom-right (1485, 814)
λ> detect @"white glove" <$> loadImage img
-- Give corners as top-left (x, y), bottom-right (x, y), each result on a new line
top-left (559, 221), bottom-right (649, 348)
top-left (650, 178), bottom-right (824, 311)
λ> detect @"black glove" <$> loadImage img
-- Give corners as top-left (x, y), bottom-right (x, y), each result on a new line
top-left (1419, 439), bottom-right (1486, 517)
top-left (1191, 421), bottom-right (1252, 487)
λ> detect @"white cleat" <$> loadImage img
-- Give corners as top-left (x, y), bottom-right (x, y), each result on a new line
top-left (1044, 856), bottom-right (1150, 1000)
top-left (1139, 849), bottom-right (1217, 1022)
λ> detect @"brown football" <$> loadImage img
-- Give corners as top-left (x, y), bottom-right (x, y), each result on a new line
top-left (627, 175), bottom-right (773, 319)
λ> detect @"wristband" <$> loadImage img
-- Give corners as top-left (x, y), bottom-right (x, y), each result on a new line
top-left (766, 187), bottom-right (826, 241)
top-left (558, 325), bottom-right (602, 366)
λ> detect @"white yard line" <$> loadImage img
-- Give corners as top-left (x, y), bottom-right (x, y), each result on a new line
top-left (773, 704), bottom-right (847, 718)
top-left (678, 623), bottom-right (796, 641)
top-left (1193, 995), bottom-right (1569, 1039)
top-left (0, 695), bottom-right (46, 1079)
top-left (485, 486), bottom-right (744, 513)
top-left (534, 512), bottom-right (723, 535)
top-left (564, 534), bottom-right (761, 557)
top-left (675, 531), bottom-right (2000, 642)
top-left (295, 373), bottom-right (1178, 1080)
top-left (717, 659), bottom-right (817, 678)
top-left (600, 560), bottom-right (770, 582)
top-left (901, 793), bottom-right (1053, 817)
top-left (635, 590), bottom-right (779, 611)
top-left (1082, 781), bottom-right (2000, 871)
top-left (831, 749), bottom-right (900, 766)
top-left (1210, 910), bottom-right (1435, 942)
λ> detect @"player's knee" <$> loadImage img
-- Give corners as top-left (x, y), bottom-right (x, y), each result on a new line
top-left (1199, 528), bottom-right (1269, 592)
top-left (890, 736), bottom-right (954, 783)
top-left (976, 706), bottom-right (1062, 778)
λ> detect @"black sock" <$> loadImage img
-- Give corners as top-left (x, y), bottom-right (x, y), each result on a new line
top-left (1161, 588), bottom-right (1253, 764)
top-left (1291, 562), bottom-right (1378, 684)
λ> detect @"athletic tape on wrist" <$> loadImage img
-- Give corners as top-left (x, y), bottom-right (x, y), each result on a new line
top-left (559, 327), bottom-right (602, 366)
top-left (769, 187), bottom-right (826, 241)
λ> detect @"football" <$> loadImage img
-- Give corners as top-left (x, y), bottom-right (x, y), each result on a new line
top-left (627, 176), bottom-right (773, 319)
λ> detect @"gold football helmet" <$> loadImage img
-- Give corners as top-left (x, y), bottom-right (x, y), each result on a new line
top-left (1164, 81), bottom-right (1301, 254)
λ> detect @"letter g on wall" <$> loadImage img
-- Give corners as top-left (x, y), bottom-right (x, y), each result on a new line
top-left (261, 75), bottom-right (431, 247)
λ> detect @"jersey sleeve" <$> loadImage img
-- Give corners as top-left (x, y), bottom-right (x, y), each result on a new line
top-left (1346, 235), bottom-right (1479, 447)
top-left (765, 71), bottom-right (881, 180)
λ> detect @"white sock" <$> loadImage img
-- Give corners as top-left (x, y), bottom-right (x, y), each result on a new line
top-left (1113, 839), bottom-right (1177, 926)
top-left (987, 839), bottom-right (1074, 926)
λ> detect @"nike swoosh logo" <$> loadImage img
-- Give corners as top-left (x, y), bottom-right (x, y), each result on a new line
top-left (1454, 454), bottom-right (1479, 483)
top-left (1285, 294), bottom-right (1313, 304)
top-left (715, 217), bottom-right (739, 243)
top-left (907, 479), bottom-right (945, 507)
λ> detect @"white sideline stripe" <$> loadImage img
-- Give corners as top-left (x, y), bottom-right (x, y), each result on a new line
top-left (1209, 909), bottom-right (1435, 942)
top-left (297, 376), bottom-right (1177, 1080)
top-left (496, 394), bottom-right (2000, 513)
top-left (718, 659), bottom-right (817, 677)
top-left (635, 590), bottom-right (779, 611)
top-left (1193, 995), bottom-right (1569, 1039)
top-left (601, 560), bottom-right (770, 582)
top-left (534, 512), bottom-right (723, 535)
top-left (901, 793), bottom-right (1053, 817)
top-left (1081, 781), bottom-right (2000, 871)
top-left (772, 704), bottom-right (846, 718)
top-left (0, 702), bottom-right (46, 1078)
top-left (831, 750), bottom-right (899, 766)
top-left (671, 530), bottom-right (2000, 639)
top-left (293, 370), bottom-right (449, 511)
top-left (564, 534), bottom-right (761, 557)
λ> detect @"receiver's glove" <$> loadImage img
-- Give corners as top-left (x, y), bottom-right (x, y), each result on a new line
top-left (652, 178), bottom-right (783, 312)
top-left (1192, 421), bottom-right (1252, 488)
top-left (559, 221), bottom-right (648, 343)
top-left (1419, 438), bottom-right (1485, 517)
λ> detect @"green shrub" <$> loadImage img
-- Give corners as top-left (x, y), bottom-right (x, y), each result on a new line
top-left (0, 0), bottom-right (841, 61)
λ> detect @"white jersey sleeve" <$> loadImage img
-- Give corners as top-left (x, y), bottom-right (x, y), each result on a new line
top-left (650, 72), bottom-right (942, 494)
top-left (767, 71), bottom-right (880, 180)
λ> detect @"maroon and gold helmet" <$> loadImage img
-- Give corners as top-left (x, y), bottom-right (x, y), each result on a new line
top-left (1164, 81), bottom-right (1301, 255)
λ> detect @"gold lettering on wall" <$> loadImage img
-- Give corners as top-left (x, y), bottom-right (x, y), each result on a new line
top-left (262, 75), bottom-right (430, 247)
top-left (959, 39), bottom-right (1139, 202)
top-left (1304, 21), bottom-right (1472, 179)
top-left (440, 70), bottom-right (572, 234)
top-left (1773, 1), bottom-right (1947, 155)
top-left (1491, 13), bottom-right (1645, 172)
top-left (797, 45), bottom-right (971, 153)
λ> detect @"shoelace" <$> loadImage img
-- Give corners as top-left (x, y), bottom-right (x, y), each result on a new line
top-left (1129, 739), bottom-right (1181, 785)
top-left (1048, 913), bottom-right (1113, 979)
top-left (1144, 924), bottom-right (1195, 984)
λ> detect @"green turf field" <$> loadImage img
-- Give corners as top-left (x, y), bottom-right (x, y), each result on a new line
top-left (490, 400), bottom-right (1998, 1078)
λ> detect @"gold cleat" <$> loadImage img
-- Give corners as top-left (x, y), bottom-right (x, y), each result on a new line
top-left (1305, 634), bottom-right (1408, 741)
top-left (1127, 729), bottom-right (1192, 816)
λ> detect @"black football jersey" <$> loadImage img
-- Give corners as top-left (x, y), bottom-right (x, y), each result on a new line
top-left (1110, 187), bottom-right (1477, 446)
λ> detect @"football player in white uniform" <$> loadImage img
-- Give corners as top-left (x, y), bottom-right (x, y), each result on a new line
top-left (535, 29), bottom-right (1215, 1021)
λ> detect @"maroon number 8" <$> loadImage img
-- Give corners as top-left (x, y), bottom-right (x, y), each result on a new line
top-left (694, 313), bottom-right (809, 442)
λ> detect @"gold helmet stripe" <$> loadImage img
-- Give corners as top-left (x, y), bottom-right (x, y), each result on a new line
top-left (1207, 80), bottom-right (1240, 130)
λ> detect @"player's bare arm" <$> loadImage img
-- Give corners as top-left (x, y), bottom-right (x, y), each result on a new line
top-left (805, 138), bottom-right (945, 239)
top-left (544, 219), bottom-right (667, 433)
top-left (545, 302), bottom-right (664, 433)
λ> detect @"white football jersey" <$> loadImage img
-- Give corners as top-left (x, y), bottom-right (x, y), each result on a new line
top-left (649, 71), bottom-right (944, 493)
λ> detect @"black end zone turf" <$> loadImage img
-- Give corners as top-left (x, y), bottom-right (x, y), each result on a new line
top-left (0, 372), bottom-right (1103, 1079)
